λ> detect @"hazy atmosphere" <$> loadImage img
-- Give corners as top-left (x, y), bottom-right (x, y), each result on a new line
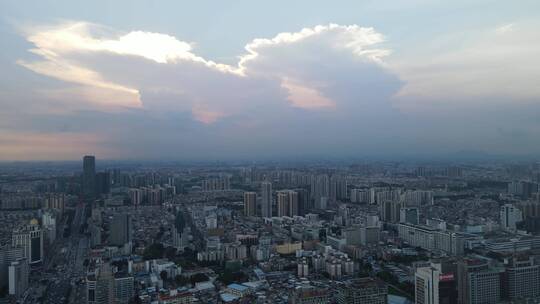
top-left (1, 0), bottom-right (539, 160)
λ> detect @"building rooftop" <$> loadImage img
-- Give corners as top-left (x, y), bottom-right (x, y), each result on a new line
top-left (220, 293), bottom-right (240, 302)
top-left (227, 283), bottom-right (249, 292)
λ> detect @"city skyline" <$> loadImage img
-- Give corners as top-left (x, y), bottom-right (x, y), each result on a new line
top-left (1, 1), bottom-right (540, 160)
top-left (3, 2), bottom-right (540, 301)
top-left (2, 154), bottom-right (540, 303)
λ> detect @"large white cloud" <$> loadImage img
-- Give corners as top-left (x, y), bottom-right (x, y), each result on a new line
top-left (4, 20), bottom-right (540, 160)
top-left (17, 22), bottom-right (397, 118)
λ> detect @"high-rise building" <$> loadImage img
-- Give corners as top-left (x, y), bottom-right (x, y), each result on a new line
top-left (243, 192), bottom-right (256, 217)
top-left (508, 181), bottom-right (539, 199)
top-left (8, 258), bottom-right (28, 300)
top-left (400, 207), bottom-right (420, 225)
top-left (415, 262), bottom-right (457, 304)
top-left (90, 224), bottom-right (102, 248)
top-left (403, 190), bottom-right (434, 206)
top-left (311, 174), bottom-right (329, 209)
top-left (87, 263), bottom-right (115, 304)
top-left (261, 181), bottom-right (273, 218)
top-left (289, 190), bottom-right (299, 216)
top-left (360, 226), bottom-right (380, 246)
top-left (297, 259), bottom-right (309, 278)
top-left (330, 175), bottom-right (348, 202)
top-left (518, 200), bottom-right (540, 218)
top-left (376, 189), bottom-right (402, 205)
top-left (503, 256), bottom-right (540, 300)
top-left (95, 171), bottom-right (111, 196)
top-left (114, 274), bottom-right (134, 304)
top-left (446, 166), bottom-right (463, 178)
top-left (109, 213), bottom-right (132, 247)
top-left (277, 190), bottom-right (299, 217)
top-left (337, 205), bottom-right (349, 225)
top-left (42, 211), bottom-right (57, 244)
top-left (112, 169), bottom-right (122, 186)
top-left (44, 193), bottom-right (65, 213)
top-left (457, 257), bottom-right (502, 304)
top-left (11, 219), bottom-right (43, 265)
top-left (201, 176), bottom-right (231, 191)
top-left (128, 188), bottom-right (143, 206)
top-left (0, 245), bottom-right (24, 290)
top-left (342, 227), bottom-right (361, 246)
top-left (294, 188), bottom-right (310, 215)
top-left (380, 200), bottom-right (402, 223)
top-left (172, 226), bottom-right (189, 252)
top-left (500, 204), bottom-right (523, 232)
top-left (205, 214), bottom-right (218, 229)
top-left (336, 278), bottom-right (387, 304)
top-left (83, 155), bottom-right (96, 199)
top-left (350, 189), bottom-right (370, 204)
top-left (277, 191), bottom-right (288, 217)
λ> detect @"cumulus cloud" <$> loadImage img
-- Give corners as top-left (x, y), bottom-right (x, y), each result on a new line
top-left (6, 21), bottom-right (407, 159)
top-left (5, 20), bottom-right (540, 160)
top-left (17, 22), bottom-right (397, 117)
top-left (238, 24), bottom-right (389, 73)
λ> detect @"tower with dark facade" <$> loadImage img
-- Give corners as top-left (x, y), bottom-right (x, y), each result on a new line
top-left (83, 155), bottom-right (96, 200)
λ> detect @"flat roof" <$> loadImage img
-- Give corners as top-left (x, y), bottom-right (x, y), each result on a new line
top-left (227, 283), bottom-right (249, 291)
top-left (220, 293), bottom-right (240, 302)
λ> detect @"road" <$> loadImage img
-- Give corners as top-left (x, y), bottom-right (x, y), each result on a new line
top-left (29, 203), bottom-right (90, 304)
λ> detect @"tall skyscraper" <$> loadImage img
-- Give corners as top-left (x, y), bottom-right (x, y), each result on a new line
top-left (243, 192), bottom-right (256, 217)
top-left (83, 155), bottom-right (96, 199)
top-left (114, 274), bottom-right (134, 304)
top-left (172, 225), bottom-right (189, 251)
top-left (95, 171), bottom-right (111, 196)
top-left (289, 190), bottom-right (299, 216)
top-left (350, 189), bottom-right (370, 204)
top-left (277, 190), bottom-right (299, 217)
top-left (8, 258), bottom-right (28, 300)
top-left (0, 245), bottom-right (24, 290)
top-left (261, 181), bottom-right (272, 218)
top-left (457, 257), bottom-right (502, 304)
top-left (109, 213), bottom-right (132, 247)
top-left (503, 256), bottom-right (540, 300)
top-left (87, 262), bottom-right (115, 304)
top-left (446, 166), bottom-right (463, 178)
top-left (277, 191), bottom-right (289, 217)
top-left (403, 190), bottom-right (434, 206)
top-left (380, 200), bottom-right (403, 223)
top-left (11, 219), bottom-right (43, 265)
top-left (500, 204), bottom-right (523, 232)
top-left (415, 262), bottom-right (457, 304)
top-left (201, 176), bottom-right (231, 191)
top-left (42, 211), bottom-right (57, 244)
top-left (112, 169), bottom-right (122, 186)
top-left (330, 175), bottom-right (348, 201)
top-left (311, 174), bottom-right (329, 209)
top-left (128, 188), bottom-right (143, 206)
top-left (294, 188), bottom-right (309, 215)
top-left (89, 224), bottom-right (102, 248)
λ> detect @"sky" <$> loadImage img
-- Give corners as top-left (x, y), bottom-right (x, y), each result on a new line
top-left (0, 0), bottom-right (539, 161)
